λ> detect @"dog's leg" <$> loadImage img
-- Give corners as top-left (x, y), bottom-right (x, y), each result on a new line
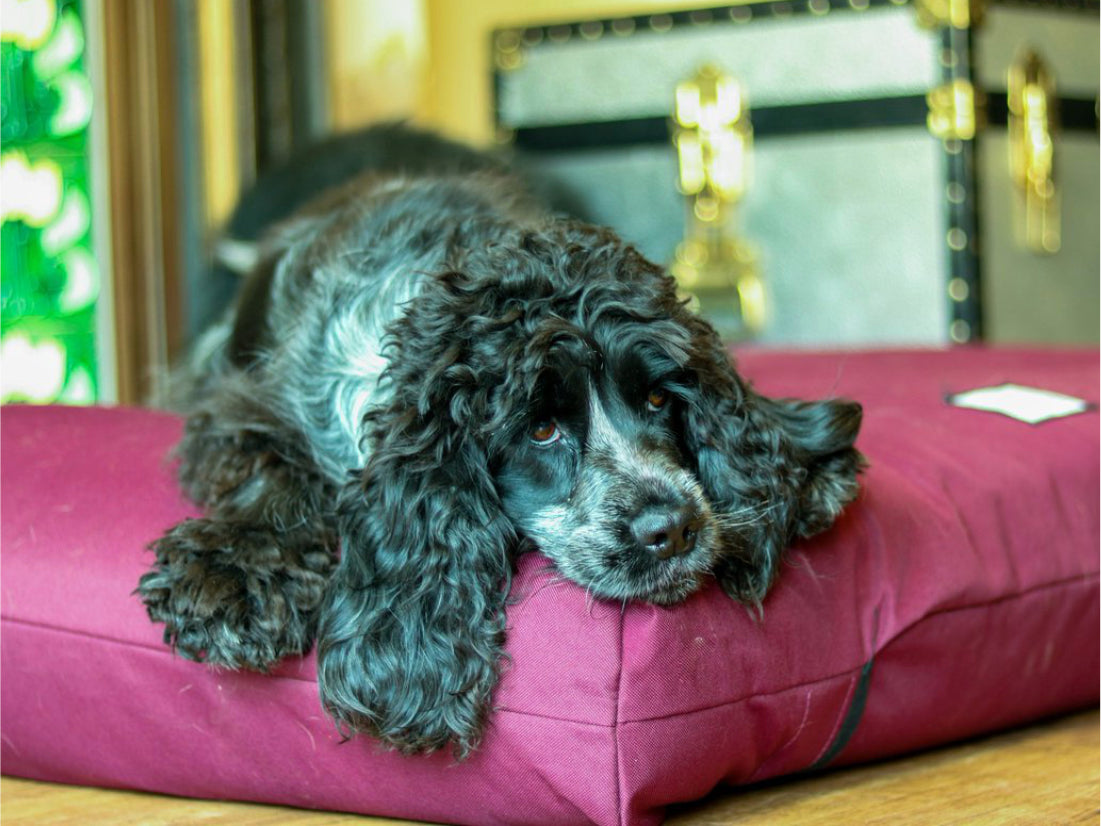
top-left (138, 412), bottom-right (338, 670)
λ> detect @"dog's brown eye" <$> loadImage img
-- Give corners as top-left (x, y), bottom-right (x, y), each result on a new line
top-left (646, 388), bottom-right (669, 411)
top-left (531, 420), bottom-right (560, 445)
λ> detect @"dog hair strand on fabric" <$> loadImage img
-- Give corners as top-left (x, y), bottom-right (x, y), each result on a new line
top-left (137, 124), bottom-right (864, 758)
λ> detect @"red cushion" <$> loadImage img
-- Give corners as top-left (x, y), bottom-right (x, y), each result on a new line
top-left (2, 348), bottom-right (1097, 826)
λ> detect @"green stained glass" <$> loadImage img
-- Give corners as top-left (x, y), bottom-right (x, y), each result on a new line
top-left (1, 0), bottom-right (100, 405)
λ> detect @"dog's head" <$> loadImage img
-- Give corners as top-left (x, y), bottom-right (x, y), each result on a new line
top-left (493, 324), bottom-right (720, 606)
top-left (364, 220), bottom-right (862, 605)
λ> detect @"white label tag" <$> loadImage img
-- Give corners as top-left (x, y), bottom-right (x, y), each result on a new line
top-left (948, 383), bottom-right (1090, 424)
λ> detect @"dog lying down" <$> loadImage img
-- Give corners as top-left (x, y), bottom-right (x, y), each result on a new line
top-left (138, 124), bottom-right (864, 757)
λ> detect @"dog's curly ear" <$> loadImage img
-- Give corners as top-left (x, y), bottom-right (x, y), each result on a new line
top-left (315, 308), bottom-right (514, 757)
top-left (317, 423), bottom-right (514, 757)
top-left (681, 318), bottom-right (864, 604)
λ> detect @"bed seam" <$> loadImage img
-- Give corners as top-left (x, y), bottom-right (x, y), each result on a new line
top-left (614, 593), bottom-right (626, 826)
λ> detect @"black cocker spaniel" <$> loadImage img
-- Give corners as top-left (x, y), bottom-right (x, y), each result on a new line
top-left (137, 124), bottom-right (864, 757)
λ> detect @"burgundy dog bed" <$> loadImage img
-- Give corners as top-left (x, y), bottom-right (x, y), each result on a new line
top-left (2, 348), bottom-right (1097, 826)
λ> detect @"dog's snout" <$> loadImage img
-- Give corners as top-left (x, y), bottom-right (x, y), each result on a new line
top-left (631, 506), bottom-right (702, 560)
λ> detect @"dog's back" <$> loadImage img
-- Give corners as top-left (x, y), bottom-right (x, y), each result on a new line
top-left (196, 124), bottom-right (520, 333)
top-left (224, 123), bottom-right (515, 245)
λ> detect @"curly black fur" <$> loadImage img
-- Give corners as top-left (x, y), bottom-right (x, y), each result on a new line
top-left (137, 125), bottom-right (864, 757)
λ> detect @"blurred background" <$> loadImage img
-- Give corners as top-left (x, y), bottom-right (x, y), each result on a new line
top-left (1, 0), bottom-right (1097, 406)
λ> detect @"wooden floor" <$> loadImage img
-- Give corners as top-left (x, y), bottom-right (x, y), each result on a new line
top-left (667, 710), bottom-right (1099, 826)
top-left (2, 711), bottom-right (1097, 825)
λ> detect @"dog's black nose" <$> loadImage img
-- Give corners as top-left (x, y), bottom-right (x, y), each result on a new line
top-left (631, 506), bottom-right (701, 560)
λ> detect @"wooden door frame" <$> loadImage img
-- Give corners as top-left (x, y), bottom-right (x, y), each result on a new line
top-left (98, 0), bottom-right (183, 404)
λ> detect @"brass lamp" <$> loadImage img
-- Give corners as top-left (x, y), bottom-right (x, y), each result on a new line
top-left (671, 64), bottom-right (765, 341)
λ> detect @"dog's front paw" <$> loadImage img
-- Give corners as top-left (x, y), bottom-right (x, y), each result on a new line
top-left (137, 517), bottom-right (335, 670)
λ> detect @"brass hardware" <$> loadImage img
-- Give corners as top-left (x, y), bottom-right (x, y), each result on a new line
top-left (547, 25), bottom-right (572, 43)
top-left (610, 18), bottom-right (636, 36)
top-left (946, 227), bottom-right (968, 251)
top-left (1008, 49), bottom-right (1060, 254)
top-left (914, 0), bottom-right (984, 29)
top-left (927, 79), bottom-right (980, 141)
top-left (649, 14), bottom-right (674, 32)
top-left (671, 65), bottom-right (764, 339)
top-left (673, 237), bottom-right (766, 335)
top-left (579, 21), bottom-right (604, 41)
top-left (494, 29), bottom-right (525, 71)
top-left (949, 319), bottom-right (972, 343)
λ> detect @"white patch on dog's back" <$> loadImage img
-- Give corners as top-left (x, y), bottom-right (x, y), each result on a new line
top-left (322, 257), bottom-right (425, 467)
top-left (272, 257), bottom-right (428, 479)
top-left (215, 174), bottom-right (519, 484)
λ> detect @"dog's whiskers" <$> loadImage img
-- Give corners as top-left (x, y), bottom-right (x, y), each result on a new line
top-left (711, 501), bottom-right (778, 531)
